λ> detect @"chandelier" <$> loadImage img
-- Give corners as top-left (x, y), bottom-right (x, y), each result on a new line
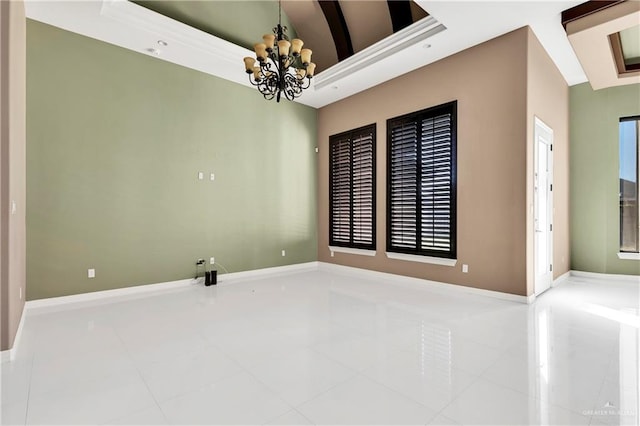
top-left (243, 1), bottom-right (316, 102)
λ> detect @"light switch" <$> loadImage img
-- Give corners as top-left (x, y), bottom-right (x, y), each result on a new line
top-left (11, 200), bottom-right (16, 215)
top-left (198, 172), bottom-right (204, 180)
top-left (210, 173), bottom-right (215, 181)
top-left (88, 268), bottom-right (95, 278)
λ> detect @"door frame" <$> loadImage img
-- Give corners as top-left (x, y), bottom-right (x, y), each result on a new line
top-left (534, 116), bottom-right (554, 296)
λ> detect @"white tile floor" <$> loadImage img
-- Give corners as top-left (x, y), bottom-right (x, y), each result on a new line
top-left (1, 270), bottom-right (638, 425)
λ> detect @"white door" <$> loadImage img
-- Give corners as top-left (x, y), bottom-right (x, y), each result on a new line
top-left (534, 117), bottom-right (553, 296)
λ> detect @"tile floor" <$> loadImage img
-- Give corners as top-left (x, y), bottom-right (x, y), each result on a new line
top-left (1, 270), bottom-right (638, 425)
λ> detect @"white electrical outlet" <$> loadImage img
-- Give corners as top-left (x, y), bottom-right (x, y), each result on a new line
top-left (88, 268), bottom-right (95, 278)
top-left (281, 250), bottom-right (286, 257)
top-left (462, 264), bottom-right (469, 273)
top-left (315, 147), bottom-right (319, 153)
top-left (210, 173), bottom-right (215, 181)
top-left (198, 171), bottom-right (204, 180)
top-left (210, 257), bottom-right (215, 265)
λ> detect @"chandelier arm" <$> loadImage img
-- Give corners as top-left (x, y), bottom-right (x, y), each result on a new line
top-left (267, 73), bottom-right (280, 96)
top-left (260, 61), bottom-right (280, 95)
top-left (260, 80), bottom-right (276, 98)
top-left (260, 73), bottom-right (277, 99)
top-left (298, 77), bottom-right (311, 90)
top-left (282, 73), bottom-right (302, 101)
top-left (254, 64), bottom-right (278, 98)
top-left (263, 91), bottom-right (276, 101)
top-left (248, 74), bottom-right (260, 87)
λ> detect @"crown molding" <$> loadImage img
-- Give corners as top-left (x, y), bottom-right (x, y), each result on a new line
top-left (100, 0), bottom-right (246, 65)
top-left (314, 16), bottom-right (445, 91)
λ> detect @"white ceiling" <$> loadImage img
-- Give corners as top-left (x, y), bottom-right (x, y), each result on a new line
top-left (25, 0), bottom-right (587, 109)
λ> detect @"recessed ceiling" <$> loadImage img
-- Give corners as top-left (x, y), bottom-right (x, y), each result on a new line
top-left (24, 0), bottom-right (587, 108)
top-left (281, 0), bottom-right (427, 72)
top-left (565, 0), bottom-right (640, 89)
top-left (620, 25), bottom-right (640, 66)
top-left (133, 0), bottom-right (428, 74)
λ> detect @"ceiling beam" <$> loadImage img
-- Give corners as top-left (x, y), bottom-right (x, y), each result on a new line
top-left (561, 0), bottom-right (625, 29)
top-left (319, 1), bottom-right (354, 61)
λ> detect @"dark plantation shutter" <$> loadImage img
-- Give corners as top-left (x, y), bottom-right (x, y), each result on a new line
top-left (352, 132), bottom-right (375, 245)
top-left (389, 120), bottom-right (418, 249)
top-left (329, 124), bottom-right (376, 249)
top-left (421, 113), bottom-right (453, 253)
top-left (330, 136), bottom-right (352, 245)
top-left (387, 102), bottom-right (456, 258)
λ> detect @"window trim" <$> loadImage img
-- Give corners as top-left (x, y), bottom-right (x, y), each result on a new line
top-left (329, 246), bottom-right (377, 257)
top-left (328, 123), bottom-right (377, 250)
top-left (385, 251), bottom-right (457, 266)
top-left (617, 252), bottom-right (640, 260)
top-left (386, 101), bottom-right (457, 259)
top-left (619, 115), bottom-right (640, 256)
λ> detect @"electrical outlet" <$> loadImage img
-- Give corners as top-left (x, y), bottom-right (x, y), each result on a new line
top-left (198, 171), bottom-right (204, 180)
top-left (88, 268), bottom-right (95, 278)
top-left (210, 173), bottom-right (215, 181)
top-left (331, 251), bottom-right (334, 257)
top-left (462, 264), bottom-right (469, 273)
top-left (281, 250), bottom-right (286, 257)
top-left (210, 257), bottom-right (215, 265)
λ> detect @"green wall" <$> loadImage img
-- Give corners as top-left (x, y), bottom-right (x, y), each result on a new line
top-left (570, 82), bottom-right (640, 275)
top-left (26, 20), bottom-right (317, 300)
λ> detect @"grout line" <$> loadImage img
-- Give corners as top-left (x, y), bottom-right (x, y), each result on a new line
top-left (238, 363), bottom-right (298, 424)
top-left (108, 325), bottom-right (169, 425)
top-left (21, 355), bottom-right (35, 426)
top-left (244, 345), bottom-right (360, 423)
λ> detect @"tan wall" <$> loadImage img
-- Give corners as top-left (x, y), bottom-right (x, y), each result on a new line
top-left (318, 28), bottom-right (529, 296)
top-left (525, 28), bottom-right (570, 296)
top-left (0, 0), bottom-right (26, 352)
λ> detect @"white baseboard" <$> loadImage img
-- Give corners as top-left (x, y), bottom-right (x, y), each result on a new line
top-left (318, 262), bottom-right (530, 303)
top-left (218, 261), bottom-right (318, 283)
top-left (552, 271), bottom-right (571, 287)
top-left (570, 270), bottom-right (640, 283)
top-left (26, 278), bottom-right (197, 314)
top-left (9, 262), bottom-right (633, 360)
top-left (25, 261), bottom-right (320, 314)
top-left (1, 306), bottom-right (26, 363)
top-left (12, 258), bottom-right (562, 353)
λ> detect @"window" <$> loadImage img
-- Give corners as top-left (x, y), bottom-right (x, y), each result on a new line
top-left (329, 124), bottom-right (376, 250)
top-left (387, 101), bottom-right (457, 259)
top-left (620, 116), bottom-right (639, 254)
